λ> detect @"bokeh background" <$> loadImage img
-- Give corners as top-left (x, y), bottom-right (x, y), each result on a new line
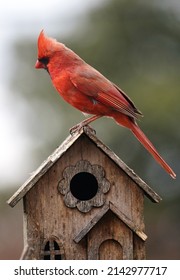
top-left (0, 0), bottom-right (180, 259)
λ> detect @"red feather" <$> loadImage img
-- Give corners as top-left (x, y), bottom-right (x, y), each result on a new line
top-left (35, 31), bottom-right (176, 179)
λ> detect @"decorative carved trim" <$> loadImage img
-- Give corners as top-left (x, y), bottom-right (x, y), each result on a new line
top-left (58, 160), bottom-right (110, 213)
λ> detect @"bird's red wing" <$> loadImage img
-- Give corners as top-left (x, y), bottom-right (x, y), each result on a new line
top-left (96, 91), bottom-right (140, 119)
top-left (70, 66), bottom-right (141, 119)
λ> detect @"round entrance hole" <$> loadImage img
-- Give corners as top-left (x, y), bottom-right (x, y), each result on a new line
top-left (70, 172), bottom-right (98, 201)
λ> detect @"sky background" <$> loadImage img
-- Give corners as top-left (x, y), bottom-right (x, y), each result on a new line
top-left (0, 0), bottom-right (105, 187)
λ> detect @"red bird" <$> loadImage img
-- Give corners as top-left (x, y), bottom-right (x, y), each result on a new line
top-left (35, 30), bottom-right (176, 179)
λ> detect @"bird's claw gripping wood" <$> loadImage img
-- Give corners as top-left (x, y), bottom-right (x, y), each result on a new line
top-left (70, 115), bottom-right (101, 135)
top-left (69, 124), bottom-right (96, 135)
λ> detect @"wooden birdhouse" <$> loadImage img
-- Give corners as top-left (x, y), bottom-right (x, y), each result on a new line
top-left (7, 126), bottom-right (161, 260)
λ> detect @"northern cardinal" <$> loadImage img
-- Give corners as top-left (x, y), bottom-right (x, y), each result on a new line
top-left (35, 30), bottom-right (176, 179)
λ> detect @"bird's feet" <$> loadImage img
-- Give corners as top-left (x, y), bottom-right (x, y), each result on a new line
top-left (70, 124), bottom-right (96, 135)
top-left (70, 115), bottom-right (101, 135)
top-left (69, 123), bottom-right (84, 135)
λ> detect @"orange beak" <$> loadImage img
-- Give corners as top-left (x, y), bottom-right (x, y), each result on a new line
top-left (35, 60), bottom-right (43, 69)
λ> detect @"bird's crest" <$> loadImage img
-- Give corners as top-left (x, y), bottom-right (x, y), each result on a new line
top-left (37, 30), bottom-right (65, 58)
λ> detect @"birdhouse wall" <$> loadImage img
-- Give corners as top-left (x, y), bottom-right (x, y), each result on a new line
top-left (87, 210), bottom-right (133, 259)
top-left (23, 134), bottom-right (145, 259)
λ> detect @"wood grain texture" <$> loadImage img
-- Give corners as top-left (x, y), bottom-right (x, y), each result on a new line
top-left (99, 239), bottom-right (123, 260)
top-left (8, 126), bottom-right (159, 259)
top-left (87, 210), bottom-right (133, 260)
top-left (7, 125), bottom-right (161, 207)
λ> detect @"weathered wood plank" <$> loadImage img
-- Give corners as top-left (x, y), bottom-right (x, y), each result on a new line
top-left (87, 210), bottom-right (133, 259)
top-left (7, 132), bottom-right (81, 207)
top-left (110, 202), bottom-right (147, 241)
top-left (7, 125), bottom-right (162, 208)
top-left (74, 204), bottom-right (109, 243)
top-left (85, 127), bottom-right (162, 203)
top-left (133, 235), bottom-right (146, 260)
top-left (99, 239), bottom-right (123, 260)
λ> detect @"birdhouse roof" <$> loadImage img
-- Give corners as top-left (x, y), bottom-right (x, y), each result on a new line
top-left (74, 202), bottom-right (147, 243)
top-left (7, 126), bottom-right (161, 207)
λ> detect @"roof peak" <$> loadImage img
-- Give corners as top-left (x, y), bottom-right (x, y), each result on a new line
top-left (7, 125), bottom-right (161, 207)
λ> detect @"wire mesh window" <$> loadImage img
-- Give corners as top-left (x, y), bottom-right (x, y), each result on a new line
top-left (42, 237), bottom-right (65, 260)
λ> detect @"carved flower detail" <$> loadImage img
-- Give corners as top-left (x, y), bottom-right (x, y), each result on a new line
top-left (58, 160), bottom-right (110, 213)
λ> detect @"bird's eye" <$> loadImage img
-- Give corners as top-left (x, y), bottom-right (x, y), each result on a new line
top-left (38, 57), bottom-right (49, 65)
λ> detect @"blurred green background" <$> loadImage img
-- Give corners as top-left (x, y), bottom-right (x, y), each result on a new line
top-left (0, 0), bottom-right (180, 259)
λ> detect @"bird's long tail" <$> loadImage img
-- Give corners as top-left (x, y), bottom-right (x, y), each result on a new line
top-left (131, 123), bottom-right (176, 178)
top-left (113, 114), bottom-right (176, 179)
